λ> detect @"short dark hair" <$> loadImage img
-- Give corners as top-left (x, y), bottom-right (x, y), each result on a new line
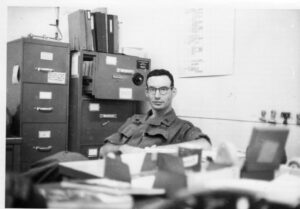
top-left (146, 69), bottom-right (174, 88)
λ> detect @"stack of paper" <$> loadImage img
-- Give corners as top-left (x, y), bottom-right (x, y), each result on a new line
top-left (39, 184), bottom-right (133, 209)
top-left (61, 178), bottom-right (165, 196)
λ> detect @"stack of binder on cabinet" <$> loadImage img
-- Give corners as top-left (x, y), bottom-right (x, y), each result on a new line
top-left (68, 9), bottom-right (119, 53)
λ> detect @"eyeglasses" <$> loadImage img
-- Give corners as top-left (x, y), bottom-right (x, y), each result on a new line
top-left (146, 86), bottom-right (172, 95)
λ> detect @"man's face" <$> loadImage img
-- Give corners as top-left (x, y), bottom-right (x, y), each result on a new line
top-left (146, 75), bottom-right (176, 112)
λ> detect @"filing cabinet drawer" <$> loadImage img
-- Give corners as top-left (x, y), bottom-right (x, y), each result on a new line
top-left (80, 100), bottom-right (134, 144)
top-left (22, 43), bottom-right (69, 84)
top-left (22, 83), bottom-right (68, 122)
top-left (21, 123), bottom-right (67, 163)
top-left (93, 53), bottom-right (150, 101)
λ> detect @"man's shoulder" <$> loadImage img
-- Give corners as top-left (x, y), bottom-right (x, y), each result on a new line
top-left (174, 116), bottom-right (195, 128)
top-left (130, 114), bottom-right (146, 119)
top-left (128, 114), bottom-right (147, 124)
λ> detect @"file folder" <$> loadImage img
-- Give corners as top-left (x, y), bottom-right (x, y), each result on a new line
top-left (68, 10), bottom-right (94, 51)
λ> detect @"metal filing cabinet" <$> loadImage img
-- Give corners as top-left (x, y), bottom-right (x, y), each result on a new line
top-left (6, 38), bottom-right (70, 171)
top-left (68, 50), bottom-right (150, 158)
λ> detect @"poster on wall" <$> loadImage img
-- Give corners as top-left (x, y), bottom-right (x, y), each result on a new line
top-left (178, 8), bottom-right (235, 77)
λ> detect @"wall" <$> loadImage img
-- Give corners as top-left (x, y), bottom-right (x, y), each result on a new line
top-left (6, 6), bottom-right (300, 158)
top-left (177, 10), bottom-right (300, 158)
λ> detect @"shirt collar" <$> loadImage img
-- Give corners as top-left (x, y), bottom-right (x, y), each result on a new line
top-left (146, 109), bottom-right (177, 126)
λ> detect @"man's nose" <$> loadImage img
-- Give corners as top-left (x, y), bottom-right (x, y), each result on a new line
top-left (154, 89), bottom-right (160, 98)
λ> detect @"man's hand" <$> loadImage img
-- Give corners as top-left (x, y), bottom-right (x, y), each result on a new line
top-left (99, 143), bottom-right (145, 158)
top-left (119, 144), bottom-right (145, 154)
top-left (157, 139), bottom-right (212, 151)
top-left (99, 143), bottom-right (122, 157)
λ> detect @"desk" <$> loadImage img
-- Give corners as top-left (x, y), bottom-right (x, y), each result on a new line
top-left (38, 163), bottom-right (300, 209)
top-left (36, 149), bottom-right (300, 209)
top-left (59, 159), bottom-right (105, 179)
top-left (6, 137), bottom-right (22, 172)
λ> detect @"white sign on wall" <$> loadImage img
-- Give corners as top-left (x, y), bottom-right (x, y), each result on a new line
top-left (179, 8), bottom-right (235, 77)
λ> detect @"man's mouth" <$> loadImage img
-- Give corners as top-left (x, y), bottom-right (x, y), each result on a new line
top-left (153, 101), bottom-right (163, 105)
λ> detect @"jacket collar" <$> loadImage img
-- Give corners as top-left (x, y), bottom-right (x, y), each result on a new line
top-left (146, 109), bottom-right (177, 126)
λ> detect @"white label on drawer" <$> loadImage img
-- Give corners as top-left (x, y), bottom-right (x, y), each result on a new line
top-left (89, 103), bottom-right (100, 112)
top-left (71, 52), bottom-right (80, 78)
top-left (119, 88), bottom-right (132, 99)
top-left (12, 65), bottom-right (20, 84)
top-left (48, 72), bottom-right (66, 84)
top-left (116, 68), bottom-right (135, 75)
top-left (182, 154), bottom-right (199, 167)
top-left (40, 52), bottom-right (53, 61)
top-left (39, 91), bottom-right (52, 100)
top-left (106, 56), bottom-right (117, 65)
top-left (38, 130), bottom-right (51, 138)
top-left (88, 148), bottom-right (98, 157)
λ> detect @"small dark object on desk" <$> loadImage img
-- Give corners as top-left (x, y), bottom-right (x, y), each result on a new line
top-left (281, 112), bottom-right (291, 125)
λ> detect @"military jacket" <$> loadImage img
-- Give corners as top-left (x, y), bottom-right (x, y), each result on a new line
top-left (105, 109), bottom-right (210, 148)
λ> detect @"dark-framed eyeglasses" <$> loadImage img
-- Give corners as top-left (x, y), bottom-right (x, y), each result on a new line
top-left (146, 86), bottom-right (172, 95)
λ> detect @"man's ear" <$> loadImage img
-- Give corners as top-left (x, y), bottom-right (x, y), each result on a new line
top-left (145, 89), bottom-right (150, 98)
top-left (172, 87), bottom-right (177, 96)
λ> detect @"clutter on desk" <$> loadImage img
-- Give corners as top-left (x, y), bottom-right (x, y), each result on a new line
top-left (35, 134), bottom-right (300, 208)
top-left (151, 178), bottom-right (300, 209)
top-left (60, 178), bottom-right (165, 196)
top-left (38, 183), bottom-right (134, 209)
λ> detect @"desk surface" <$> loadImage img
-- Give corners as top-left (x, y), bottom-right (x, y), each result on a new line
top-left (6, 137), bottom-right (22, 144)
top-left (59, 159), bottom-right (105, 179)
top-left (38, 170), bottom-right (300, 209)
top-left (37, 144), bottom-right (300, 208)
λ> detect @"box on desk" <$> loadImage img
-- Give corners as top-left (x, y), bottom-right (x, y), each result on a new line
top-left (240, 127), bottom-right (289, 181)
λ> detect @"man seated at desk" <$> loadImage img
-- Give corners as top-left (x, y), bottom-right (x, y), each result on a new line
top-left (100, 69), bottom-right (211, 156)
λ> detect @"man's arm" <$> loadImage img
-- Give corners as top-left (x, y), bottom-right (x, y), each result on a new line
top-left (99, 143), bottom-right (122, 157)
top-left (99, 143), bottom-right (144, 157)
top-left (180, 122), bottom-right (212, 149)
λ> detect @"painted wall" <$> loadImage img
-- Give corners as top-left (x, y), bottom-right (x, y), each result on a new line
top-left (177, 10), bottom-right (300, 158)
top-left (6, 6), bottom-right (300, 158)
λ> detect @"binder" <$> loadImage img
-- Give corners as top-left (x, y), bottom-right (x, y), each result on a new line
top-left (68, 10), bottom-right (94, 51)
top-left (112, 15), bottom-right (119, 53)
top-left (92, 12), bottom-right (108, 52)
top-left (107, 14), bottom-right (119, 53)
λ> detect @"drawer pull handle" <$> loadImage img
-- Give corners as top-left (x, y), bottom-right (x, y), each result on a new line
top-left (33, 146), bottom-right (52, 152)
top-left (102, 121), bottom-right (110, 126)
top-left (34, 107), bottom-right (53, 112)
top-left (99, 114), bottom-right (117, 119)
top-left (35, 67), bottom-right (54, 72)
